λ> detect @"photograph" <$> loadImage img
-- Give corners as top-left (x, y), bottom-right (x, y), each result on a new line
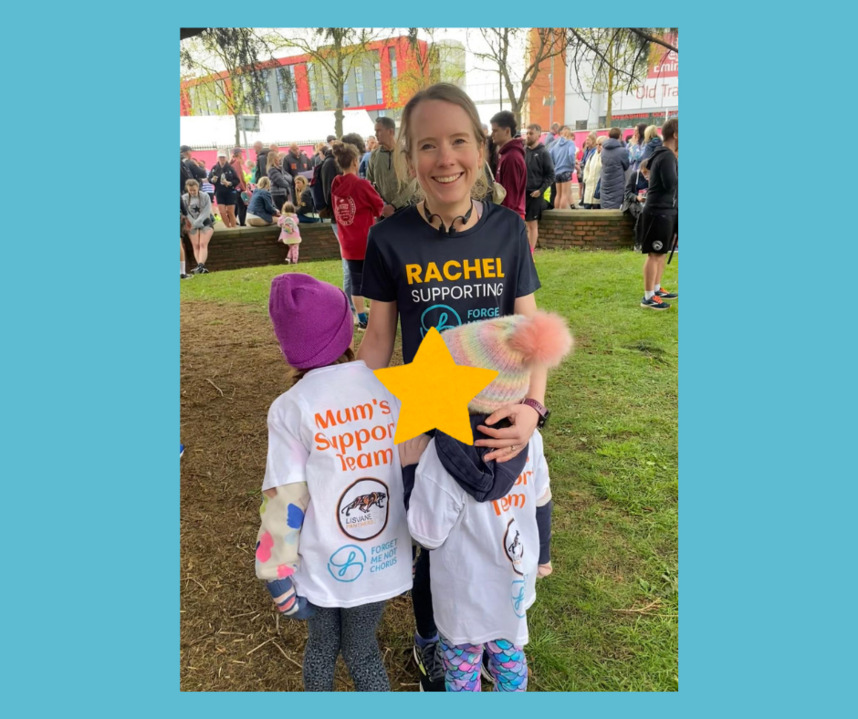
top-left (179, 26), bottom-right (679, 692)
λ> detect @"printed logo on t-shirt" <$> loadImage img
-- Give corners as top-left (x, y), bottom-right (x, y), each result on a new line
top-left (511, 577), bottom-right (527, 618)
top-left (338, 478), bottom-right (390, 541)
top-left (503, 517), bottom-right (525, 576)
top-left (419, 304), bottom-right (462, 338)
top-left (334, 195), bottom-right (356, 226)
top-left (327, 543), bottom-right (367, 583)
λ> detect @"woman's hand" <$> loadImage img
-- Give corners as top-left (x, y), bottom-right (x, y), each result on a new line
top-left (398, 433), bottom-right (430, 467)
top-left (475, 403), bottom-right (540, 463)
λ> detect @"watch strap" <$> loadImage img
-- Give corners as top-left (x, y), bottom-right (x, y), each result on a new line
top-left (521, 398), bottom-right (549, 427)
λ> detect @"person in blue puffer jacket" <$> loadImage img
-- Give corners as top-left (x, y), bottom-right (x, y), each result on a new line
top-left (548, 126), bottom-right (577, 210)
top-left (246, 176), bottom-right (281, 226)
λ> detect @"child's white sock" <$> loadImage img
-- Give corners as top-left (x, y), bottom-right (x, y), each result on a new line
top-left (645, 290), bottom-right (654, 300)
top-left (654, 284), bottom-right (661, 293)
top-left (181, 261), bottom-right (186, 274)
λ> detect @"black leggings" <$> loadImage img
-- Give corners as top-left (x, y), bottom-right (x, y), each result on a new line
top-left (345, 259), bottom-right (365, 298)
top-left (235, 194), bottom-right (247, 226)
top-left (303, 601), bottom-right (390, 691)
top-left (412, 548), bottom-right (437, 638)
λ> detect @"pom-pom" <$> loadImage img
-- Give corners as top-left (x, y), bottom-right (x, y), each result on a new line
top-left (508, 312), bottom-right (573, 368)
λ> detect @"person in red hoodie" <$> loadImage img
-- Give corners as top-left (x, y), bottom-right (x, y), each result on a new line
top-left (490, 111), bottom-right (527, 219)
top-left (330, 141), bottom-right (384, 329)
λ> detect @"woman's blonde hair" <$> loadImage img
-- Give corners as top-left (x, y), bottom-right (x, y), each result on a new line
top-left (295, 175), bottom-right (308, 192)
top-left (257, 176), bottom-right (271, 189)
top-left (289, 348), bottom-right (354, 387)
top-left (268, 151), bottom-right (281, 168)
top-left (395, 83), bottom-right (489, 201)
top-left (644, 125), bottom-right (660, 143)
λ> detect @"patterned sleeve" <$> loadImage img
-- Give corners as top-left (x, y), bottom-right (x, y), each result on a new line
top-left (255, 481), bottom-right (309, 582)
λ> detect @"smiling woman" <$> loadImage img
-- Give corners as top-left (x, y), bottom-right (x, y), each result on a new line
top-left (356, 82), bottom-right (550, 692)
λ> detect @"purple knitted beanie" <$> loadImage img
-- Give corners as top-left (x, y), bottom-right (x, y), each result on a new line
top-left (269, 273), bottom-right (353, 370)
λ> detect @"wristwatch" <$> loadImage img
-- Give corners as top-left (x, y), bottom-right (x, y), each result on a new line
top-left (521, 398), bottom-right (550, 428)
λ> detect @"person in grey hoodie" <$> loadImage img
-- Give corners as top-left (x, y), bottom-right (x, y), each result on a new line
top-left (598, 127), bottom-right (630, 209)
top-left (367, 116), bottom-right (418, 217)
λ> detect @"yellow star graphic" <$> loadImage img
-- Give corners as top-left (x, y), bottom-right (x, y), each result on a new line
top-left (373, 327), bottom-right (498, 445)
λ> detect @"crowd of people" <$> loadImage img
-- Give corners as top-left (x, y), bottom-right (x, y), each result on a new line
top-left (228, 82), bottom-right (679, 694)
top-left (180, 88), bottom-right (677, 689)
top-left (180, 141), bottom-right (317, 277)
top-left (180, 111), bottom-right (677, 309)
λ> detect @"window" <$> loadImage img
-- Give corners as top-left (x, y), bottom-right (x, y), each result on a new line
top-left (388, 46), bottom-right (399, 103)
top-left (355, 66), bottom-right (364, 106)
top-left (575, 120), bottom-right (588, 130)
top-left (308, 62), bottom-right (332, 111)
top-left (374, 57), bottom-right (384, 105)
top-left (255, 69), bottom-right (273, 113)
top-left (276, 65), bottom-right (297, 113)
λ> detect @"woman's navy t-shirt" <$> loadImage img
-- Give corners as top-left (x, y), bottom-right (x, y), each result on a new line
top-left (361, 202), bottom-right (541, 364)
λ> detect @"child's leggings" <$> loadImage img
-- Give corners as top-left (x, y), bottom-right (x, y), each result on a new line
top-left (303, 601), bottom-right (389, 691)
top-left (287, 244), bottom-right (299, 263)
top-left (438, 636), bottom-right (528, 692)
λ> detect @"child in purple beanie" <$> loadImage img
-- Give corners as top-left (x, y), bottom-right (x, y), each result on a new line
top-left (254, 272), bottom-right (426, 691)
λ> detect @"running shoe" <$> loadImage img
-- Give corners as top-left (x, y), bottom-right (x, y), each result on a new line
top-left (655, 288), bottom-right (678, 299)
top-left (413, 638), bottom-right (445, 692)
top-left (641, 295), bottom-right (670, 310)
top-left (181, 273), bottom-right (193, 280)
top-left (480, 651), bottom-right (496, 684)
top-left (197, 265), bottom-right (210, 274)
top-left (180, 443), bottom-right (185, 458)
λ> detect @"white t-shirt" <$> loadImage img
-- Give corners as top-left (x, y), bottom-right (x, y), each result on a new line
top-left (407, 431), bottom-right (550, 646)
top-left (263, 361), bottom-right (412, 608)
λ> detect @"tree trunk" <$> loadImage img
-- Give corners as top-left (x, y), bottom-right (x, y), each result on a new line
top-left (606, 64), bottom-right (614, 127)
top-left (234, 114), bottom-right (241, 148)
top-left (334, 33), bottom-right (344, 139)
top-left (335, 106), bottom-right (344, 139)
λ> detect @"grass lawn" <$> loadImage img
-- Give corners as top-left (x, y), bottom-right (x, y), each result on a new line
top-left (181, 248), bottom-right (678, 691)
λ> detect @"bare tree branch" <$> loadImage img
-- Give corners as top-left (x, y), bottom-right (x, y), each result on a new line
top-left (629, 28), bottom-right (678, 53)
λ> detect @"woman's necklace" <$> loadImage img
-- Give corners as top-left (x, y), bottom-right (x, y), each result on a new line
top-left (422, 199), bottom-right (476, 236)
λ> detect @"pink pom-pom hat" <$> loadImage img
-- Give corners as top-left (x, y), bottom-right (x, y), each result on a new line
top-left (440, 312), bottom-right (574, 413)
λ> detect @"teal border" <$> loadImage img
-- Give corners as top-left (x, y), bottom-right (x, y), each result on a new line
top-left (6, 5), bottom-right (847, 717)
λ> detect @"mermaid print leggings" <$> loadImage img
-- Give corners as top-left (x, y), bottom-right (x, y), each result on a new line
top-left (438, 636), bottom-right (528, 692)
top-left (303, 601), bottom-right (389, 691)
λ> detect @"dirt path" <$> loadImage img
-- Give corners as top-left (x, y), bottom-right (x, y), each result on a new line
top-left (180, 301), bottom-right (414, 691)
